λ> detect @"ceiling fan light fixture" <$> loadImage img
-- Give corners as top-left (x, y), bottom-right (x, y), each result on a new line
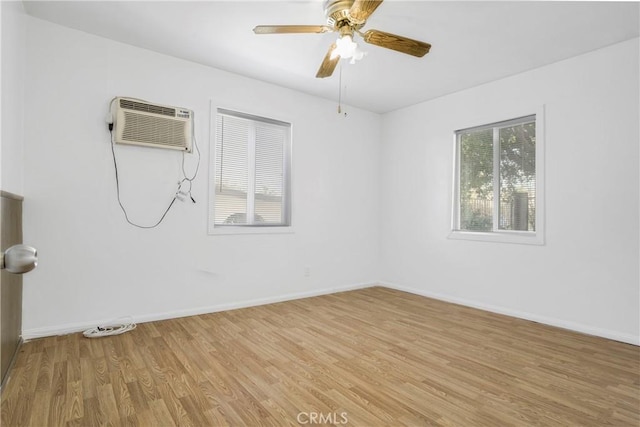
top-left (331, 33), bottom-right (358, 59)
top-left (349, 46), bottom-right (366, 64)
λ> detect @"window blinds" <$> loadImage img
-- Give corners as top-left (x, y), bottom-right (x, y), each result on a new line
top-left (214, 110), bottom-right (291, 226)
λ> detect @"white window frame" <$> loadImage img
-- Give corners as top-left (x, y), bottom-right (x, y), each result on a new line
top-left (449, 105), bottom-right (545, 245)
top-left (208, 103), bottom-right (293, 235)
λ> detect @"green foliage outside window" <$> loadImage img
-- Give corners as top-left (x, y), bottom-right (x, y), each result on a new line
top-left (458, 119), bottom-right (536, 232)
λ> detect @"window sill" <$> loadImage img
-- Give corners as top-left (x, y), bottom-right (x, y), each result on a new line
top-left (448, 230), bottom-right (544, 245)
top-left (208, 226), bottom-right (295, 236)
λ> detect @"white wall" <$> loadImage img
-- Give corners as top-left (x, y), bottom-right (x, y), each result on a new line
top-left (380, 38), bottom-right (640, 345)
top-left (21, 15), bottom-right (639, 345)
top-left (1, 1), bottom-right (26, 194)
top-left (22, 17), bottom-right (381, 337)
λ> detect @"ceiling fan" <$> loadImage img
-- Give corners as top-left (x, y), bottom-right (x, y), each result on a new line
top-left (253, 0), bottom-right (431, 78)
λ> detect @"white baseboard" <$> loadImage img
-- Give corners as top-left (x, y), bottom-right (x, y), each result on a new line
top-left (23, 281), bottom-right (638, 346)
top-left (380, 281), bottom-right (640, 346)
top-left (21, 282), bottom-right (376, 340)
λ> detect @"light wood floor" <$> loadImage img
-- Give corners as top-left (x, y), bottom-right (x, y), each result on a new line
top-left (1, 287), bottom-right (639, 426)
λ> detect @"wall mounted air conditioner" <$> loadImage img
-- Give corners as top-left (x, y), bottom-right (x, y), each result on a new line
top-left (112, 97), bottom-right (193, 152)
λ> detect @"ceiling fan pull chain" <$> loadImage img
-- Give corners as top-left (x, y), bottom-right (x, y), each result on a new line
top-left (338, 62), bottom-right (343, 114)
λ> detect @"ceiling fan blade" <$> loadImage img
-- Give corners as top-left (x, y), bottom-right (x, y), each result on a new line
top-left (362, 29), bottom-right (431, 57)
top-left (348, 0), bottom-right (383, 24)
top-left (253, 25), bottom-right (332, 34)
top-left (316, 43), bottom-right (340, 78)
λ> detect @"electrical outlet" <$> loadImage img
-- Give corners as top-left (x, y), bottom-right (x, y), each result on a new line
top-left (304, 267), bottom-right (311, 277)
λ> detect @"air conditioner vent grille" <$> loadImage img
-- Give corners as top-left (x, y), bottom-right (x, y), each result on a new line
top-left (119, 99), bottom-right (176, 117)
top-left (121, 112), bottom-right (188, 148)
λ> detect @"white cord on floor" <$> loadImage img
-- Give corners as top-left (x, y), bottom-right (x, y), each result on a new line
top-left (83, 319), bottom-right (137, 338)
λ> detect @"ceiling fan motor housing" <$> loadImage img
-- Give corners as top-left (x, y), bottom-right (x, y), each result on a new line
top-left (324, 0), bottom-right (360, 29)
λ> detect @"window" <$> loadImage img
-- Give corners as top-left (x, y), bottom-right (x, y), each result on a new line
top-left (452, 113), bottom-right (544, 244)
top-left (210, 108), bottom-right (291, 230)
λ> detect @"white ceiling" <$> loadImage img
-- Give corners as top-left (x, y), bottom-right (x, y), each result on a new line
top-left (22, 1), bottom-right (640, 114)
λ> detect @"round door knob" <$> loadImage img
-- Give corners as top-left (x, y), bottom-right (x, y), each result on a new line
top-left (1, 245), bottom-right (38, 274)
